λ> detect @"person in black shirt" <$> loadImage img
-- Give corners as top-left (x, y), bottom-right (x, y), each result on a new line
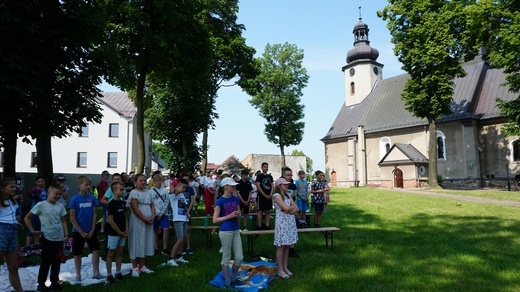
top-left (236, 170), bottom-right (253, 231)
top-left (255, 162), bottom-right (274, 230)
top-left (105, 182), bottom-right (128, 285)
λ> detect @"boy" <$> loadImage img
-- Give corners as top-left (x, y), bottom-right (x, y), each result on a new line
top-left (105, 182), bottom-right (128, 286)
top-left (295, 170), bottom-right (309, 226)
top-left (236, 170), bottom-right (253, 231)
top-left (26, 175), bottom-right (47, 246)
top-left (25, 183), bottom-right (68, 292)
top-left (166, 179), bottom-right (190, 266)
top-left (151, 174), bottom-right (170, 256)
top-left (69, 175), bottom-right (105, 282)
top-left (97, 170), bottom-right (110, 234)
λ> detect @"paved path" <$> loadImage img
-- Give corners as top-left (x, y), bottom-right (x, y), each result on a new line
top-left (385, 188), bottom-right (520, 207)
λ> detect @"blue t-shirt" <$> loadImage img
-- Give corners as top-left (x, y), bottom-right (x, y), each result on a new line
top-left (295, 179), bottom-right (308, 202)
top-left (215, 195), bottom-right (240, 231)
top-left (183, 185), bottom-right (195, 207)
top-left (68, 193), bottom-right (99, 232)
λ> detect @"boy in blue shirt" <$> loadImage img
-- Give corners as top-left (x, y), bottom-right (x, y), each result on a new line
top-left (69, 175), bottom-right (105, 282)
top-left (295, 170), bottom-right (309, 227)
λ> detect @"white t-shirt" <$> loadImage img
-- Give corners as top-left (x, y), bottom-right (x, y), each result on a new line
top-left (0, 200), bottom-right (18, 224)
top-left (205, 178), bottom-right (216, 190)
top-left (251, 183), bottom-right (258, 198)
top-left (170, 193), bottom-right (189, 222)
top-left (30, 201), bottom-right (67, 241)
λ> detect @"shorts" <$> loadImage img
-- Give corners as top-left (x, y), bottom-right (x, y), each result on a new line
top-left (106, 235), bottom-right (126, 250)
top-left (72, 231), bottom-right (101, 255)
top-left (257, 194), bottom-right (273, 211)
top-left (297, 200), bottom-right (309, 212)
top-left (173, 221), bottom-right (187, 239)
top-left (27, 215), bottom-right (41, 237)
top-left (0, 223), bottom-right (18, 251)
top-left (153, 215), bottom-right (170, 231)
top-left (240, 202), bottom-right (250, 215)
top-left (314, 202), bottom-right (324, 213)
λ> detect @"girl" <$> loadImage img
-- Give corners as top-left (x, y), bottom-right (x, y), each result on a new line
top-left (127, 173), bottom-right (155, 277)
top-left (213, 177), bottom-right (243, 288)
top-left (0, 177), bottom-right (23, 292)
top-left (272, 177), bottom-right (299, 279)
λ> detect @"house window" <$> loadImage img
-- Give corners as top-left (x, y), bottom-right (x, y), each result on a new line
top-left (512, 140), bottom-right (520, 162)
top-left (437, 131), bottom-right (446, 160)
top-left (108, 152), bottom-right (117, 168)
top-left (80, 124), bottom-right (89, 137)
top-left (350, 82), bottom-right (355, 95)
top-left (77, 152), bottom-right (87, 167)
top-left (380, 137), bottom-right (391, 159)
top-left (109, 123), bottom-right (119, 137)
top-left (30, 152), bottom-right (37, 167)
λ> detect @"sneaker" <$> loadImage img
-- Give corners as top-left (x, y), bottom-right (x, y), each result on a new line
top-left (75, 276), bottom-right (81, 283)
top-left (161, 249), bottom-right (169, 256)
top-left (114, 273), bottom-right (124, 280)
top-left (131, 268), bottom-right (140, 277)
top-left (186, 248), bottom-right (193, 255)
top-left (93, 274), bottom-right (106, 280)
top-left (176, 257), bottom-right (189, 264)
top-left (49, 283), bottom-right (63, 291)
top-left (139, 266), bottom-right (154, 274)
top-left (105, 275), bottom-right (114, 287)
top-left (167, 259), bottom-right (179, 267)
top-left (181, 248), bottom-right (187, 255)
top-left (36, 284), bottom-right (50, 292)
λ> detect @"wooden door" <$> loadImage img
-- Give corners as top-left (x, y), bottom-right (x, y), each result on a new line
top-left (394, 168), bottom-right (403, 188)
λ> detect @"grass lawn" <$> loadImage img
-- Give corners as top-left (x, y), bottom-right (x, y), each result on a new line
top-left (426, 188), bottom-right (520, 202)
top-left (18, 188), bottom-right (520, 291)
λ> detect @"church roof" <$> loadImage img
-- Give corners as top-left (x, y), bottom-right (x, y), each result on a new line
top-left (322, 61), bottom-right (517, 141)
top-left (98, 92), bottom-right (136, 118)
top-left (379, 143), bottom-right (429, 166)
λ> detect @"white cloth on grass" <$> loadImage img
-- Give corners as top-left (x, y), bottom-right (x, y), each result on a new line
top-left (0, 254), bottom-right (132, 291)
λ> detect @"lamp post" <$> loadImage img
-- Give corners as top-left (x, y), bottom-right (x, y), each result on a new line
top-left (506, 163), bottom-right (511, 191)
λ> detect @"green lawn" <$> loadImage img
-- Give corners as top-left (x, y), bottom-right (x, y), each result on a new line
top-left (426, 188), bottom-right (520, 202)
top-left (20, 188), bottom-right (520, 291)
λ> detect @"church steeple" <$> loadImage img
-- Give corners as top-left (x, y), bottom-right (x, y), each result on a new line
top-left (342, 1), bottom-right (384, 107)
top-left (347, 3), bottom-right (379, 63)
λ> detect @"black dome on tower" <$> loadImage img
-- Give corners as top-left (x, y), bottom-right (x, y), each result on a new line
top-left (346, 11), bottom-right (379, 63)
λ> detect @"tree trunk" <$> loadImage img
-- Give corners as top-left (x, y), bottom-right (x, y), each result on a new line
top-left (36, 135), bottom-right (54, 187)
top-left (201, 127), bottom-right (208, 173)
top-left (427, 116), bottom-right (440, 188)
top-left (280, 144), bottom-right (286, 172)
top-left (135, 65), bottom-right (148, 174)
top-left (2, 129), bottom-right (18, 177)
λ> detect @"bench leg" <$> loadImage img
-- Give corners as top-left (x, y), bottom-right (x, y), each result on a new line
top-left (322, 231), bottom-right (334, 251)
top-left (248, 234), bottom-right (260, 255)
top-left (201, 230), bottom-right (213, 248)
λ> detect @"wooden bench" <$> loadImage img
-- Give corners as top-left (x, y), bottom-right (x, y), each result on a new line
top-left (240, 227), bottom-right (340, 255)
top-left (187, 225), bottom-right (219, 248)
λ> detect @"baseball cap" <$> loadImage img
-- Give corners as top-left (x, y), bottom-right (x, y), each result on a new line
top-left (221, 177), bottom-right (238, 187)
top-left (54, 174), bottom-right (66, 181)
top-left (275, 177), bottom-right (290, 186)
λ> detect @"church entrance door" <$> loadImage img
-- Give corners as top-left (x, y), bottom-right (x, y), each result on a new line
top-left (394, 168), bottom-right (403, 188)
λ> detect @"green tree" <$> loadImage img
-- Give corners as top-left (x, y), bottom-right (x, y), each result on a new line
top-left (0, 0), bottom-right (104, 180)
top-left (243, 42), bottom-right (309, 168)
top-left (101, 0), bottom-right (212, 174)
top-left (378, 0), bottom-right (477, 188)
top-left (291, 149), bottom-right (313, 174)
top-left (465, 1), bottom-right (520, 135)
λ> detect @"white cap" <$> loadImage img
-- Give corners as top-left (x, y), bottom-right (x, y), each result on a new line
top-left (221, 177), bottom-right (238, 187)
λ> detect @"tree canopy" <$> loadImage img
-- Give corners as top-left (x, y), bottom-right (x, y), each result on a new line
top-left (243, 42), bottom-right (309, 167)
top-left (378, 0), bottom-right (478, 188)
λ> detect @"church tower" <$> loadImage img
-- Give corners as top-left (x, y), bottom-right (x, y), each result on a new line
top-left (342, 4), bottom-right (384, 107)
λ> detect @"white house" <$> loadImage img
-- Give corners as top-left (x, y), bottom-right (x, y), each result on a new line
top-left (3, 92), bottom-right (155, 184)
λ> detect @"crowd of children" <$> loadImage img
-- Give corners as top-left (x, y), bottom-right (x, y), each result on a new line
top-left (0, 166), bottom-right (329, 290)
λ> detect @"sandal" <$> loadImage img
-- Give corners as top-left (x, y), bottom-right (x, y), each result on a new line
top-left (286, 271), bottom-right (294, 277)
top-left (277, 272), bottom-right (290, 279)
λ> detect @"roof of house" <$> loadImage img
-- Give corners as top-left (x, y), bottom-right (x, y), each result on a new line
top-left (322, 61), bottom-right (517, 141)
top-left (217, 155), bottom-right (246, 173)
top-left (99, 92), bottom-right (136, 117)
top-left (379, 143), bottom-right (429, 166)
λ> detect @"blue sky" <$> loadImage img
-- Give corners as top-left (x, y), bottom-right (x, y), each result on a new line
top-left (100, 0), bottom-right (405, 172)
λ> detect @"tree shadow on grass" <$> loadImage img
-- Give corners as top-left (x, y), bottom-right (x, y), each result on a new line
top-left (269, 203), bottom-right (520, 292)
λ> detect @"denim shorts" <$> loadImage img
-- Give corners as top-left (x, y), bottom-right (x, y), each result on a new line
top-left (297, 200), bottom-right (309, 212)
top-left (106, 235), bottom-right (126, 250)
top-left (0, 223), bottom-right (18, 251)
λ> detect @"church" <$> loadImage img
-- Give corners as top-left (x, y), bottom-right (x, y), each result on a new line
top-left (321, 14), bottom-right (518, 189)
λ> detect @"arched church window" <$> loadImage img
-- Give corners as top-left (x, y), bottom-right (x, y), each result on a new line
top-left (350, 82), bottom-right (355, 95)
top-left (437, 131), bottom-right (446, 160)
top-left (380, 137), bottom-right (391, 159)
